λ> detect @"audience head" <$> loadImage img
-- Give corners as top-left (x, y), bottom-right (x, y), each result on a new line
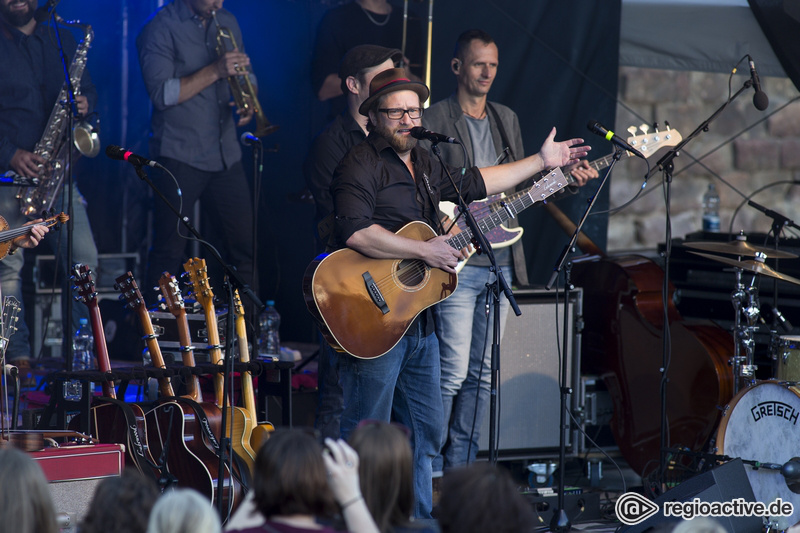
top-left (348, 420), bottom-right (414, 532)
top-left (252, 429), bottom-right (336, 520)
top-left (81, 469), bottom-right (159, 533)
top-left (146, 488), bottom-right (220, 533)
top-left (0, 447), bottom-right (58, 533)
top-left (438, 462), bottom-right (535, 533)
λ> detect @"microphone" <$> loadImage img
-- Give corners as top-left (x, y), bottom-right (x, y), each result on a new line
top-left (240, 132), bottom-right (261, 147)
top-left (34, 0), bottom-right (61, 22)
top-left (409, 127), bottom-right (460, 144)
top-left (105, 145), bottom-right (164, 169)
top-left (586, 120), bottom-right (645, 159)
top-left (749, 58), bottom-right (769, 111)
top-left (782, 459), bottom-right (800, 480)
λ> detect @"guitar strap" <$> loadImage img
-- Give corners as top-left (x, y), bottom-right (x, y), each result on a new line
top-left (92, 397), bottom-right (156, 480)
top-left (421, 171), bottom-right (447, 236)
top-left (486, 102), bottom-right (516, 163)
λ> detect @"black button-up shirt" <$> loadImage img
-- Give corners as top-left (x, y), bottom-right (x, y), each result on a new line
top-left (0, 19), bottom-right (97, 172)
top-left (331, 132), bottom-right (487, 249)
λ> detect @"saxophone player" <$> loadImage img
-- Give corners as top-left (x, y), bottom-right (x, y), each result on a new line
top-left (137, 0), bottom-right (257, 295)
top-left (0, 0), bottom-right (99, 386)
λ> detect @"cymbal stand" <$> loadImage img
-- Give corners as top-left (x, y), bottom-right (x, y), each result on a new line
top-left (730, 265), bottom-right (760, 394)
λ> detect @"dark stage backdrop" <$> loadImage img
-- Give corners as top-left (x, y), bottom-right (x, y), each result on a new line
top-left (50, 0), bottom-right (619, 344)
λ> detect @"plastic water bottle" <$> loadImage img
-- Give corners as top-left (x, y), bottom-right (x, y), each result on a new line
top-left (72, 318), bottom-right (95, 371)
top-left (258, 300), bottom-right (281, 359)
top-left (702, 183), bottom-right (721, 232)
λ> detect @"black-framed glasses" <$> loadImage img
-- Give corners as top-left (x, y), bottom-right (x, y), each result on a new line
top-left (378, 107), bottom-right (423, 120)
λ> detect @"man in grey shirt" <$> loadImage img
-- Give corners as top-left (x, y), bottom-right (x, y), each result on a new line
top-left (423, 29), bottom-right (597, 471)
top-left (137, 0), bottom-right (256, 292)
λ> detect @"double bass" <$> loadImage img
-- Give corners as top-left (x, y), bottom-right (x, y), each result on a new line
top-left (571, 254), bottom-right (734, 476)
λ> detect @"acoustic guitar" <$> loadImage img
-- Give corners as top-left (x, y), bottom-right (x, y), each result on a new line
top-left (303, 167), bottom-right (569, 359)
top-left (71, 265), bottom-right (158, 481)
top-left (116, 271), bottom-right (243, 509)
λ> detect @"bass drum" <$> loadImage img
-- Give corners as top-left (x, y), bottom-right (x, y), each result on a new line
top-left (716, 381), bottom-right (800, 530)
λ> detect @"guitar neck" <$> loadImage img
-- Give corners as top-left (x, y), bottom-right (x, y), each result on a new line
top-left (174, 308), bottom-right (203, 402)
top-left (136, 306), bottom-right (175, 398)
top-left (87, 303), bottom-right (116, 399)
top-left (201, 304), bottom-right (225, 408)
top-left (445, 168), bottom-right (567, 251)
top-left (234, 292), bottom-right (257, 422)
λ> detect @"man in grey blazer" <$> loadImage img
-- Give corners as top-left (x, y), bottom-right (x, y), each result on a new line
top-left (423, 29), bottom-right (597, 472)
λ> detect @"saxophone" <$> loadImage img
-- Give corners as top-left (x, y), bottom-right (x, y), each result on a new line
top-left (17, 20), bottom-right (99, 218)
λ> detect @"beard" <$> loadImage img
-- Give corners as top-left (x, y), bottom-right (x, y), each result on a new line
top-left (0, 0), bottom-right (35, 27)
top-left (374, 121), bottom-right (417, 154)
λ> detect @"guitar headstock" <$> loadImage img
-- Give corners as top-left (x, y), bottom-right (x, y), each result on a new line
top-left (2, 296), bottom-right (21, 340)
top-left (183, 258), bottom-right (214, 311)
top-left (72, 263), bottom-right (97, 306)
top-left (158, 272), bottom-right (185, 317)
top-left (114, 271), bottom-right (145, 311)
top-left (532, 167), bottom-right (570, 201)
top-left (626, 124), bottom-right (682, 158)
top-left (233, 289), bottom-right (244, 318)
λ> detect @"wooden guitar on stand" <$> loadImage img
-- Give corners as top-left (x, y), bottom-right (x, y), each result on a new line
top-left (116, 271), bottom-right (243, 509)
top-left (72, 265), bottom-right (158, 480)
top-left (184, 258), bottom-right (256, 474)
top-left (232, 289), bottom-right (273, 454)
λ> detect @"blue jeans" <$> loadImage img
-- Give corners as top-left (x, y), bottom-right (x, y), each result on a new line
top-left (0, 183), bottom-right (98, 361)
top-left (314, 337), bottom-right (343, 441)
top-left (432, 265), bottom-right (510, 470)
top-left (339, 321), bottom-right (443, 519)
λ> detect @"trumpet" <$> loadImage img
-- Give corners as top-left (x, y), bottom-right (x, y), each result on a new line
top-left (211, 11), bottom-right (278, 138)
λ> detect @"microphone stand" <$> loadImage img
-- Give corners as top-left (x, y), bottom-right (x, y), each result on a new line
top-left (50, 10), bottom-right (80, 371)
top-left (645, 78), bottom-right (753, 487)
top-left (429, 142), bottom-right (521, 465)
top-left (545, 147), bottom-right (622, 533)
top-left (132, 164), bottom-right (262, 519)
top-left (247, 139), bottom-right (263, 325)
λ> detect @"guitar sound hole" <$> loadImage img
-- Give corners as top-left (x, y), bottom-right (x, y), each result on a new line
top-left (395, 259), bottom-right (427, 289)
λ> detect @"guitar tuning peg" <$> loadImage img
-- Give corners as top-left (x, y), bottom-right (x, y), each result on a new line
top-left (664, 120), bottom-right (671, 131)
top-left (627, 126), bottom-right (637, 137)
top-left (639, 123), bottom-right (650, 135)
top-left (653, 122), bottom-right (660, 131)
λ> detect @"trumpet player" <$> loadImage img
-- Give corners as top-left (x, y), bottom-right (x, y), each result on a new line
top-left (0, 0), bottom-right (99, 386)
top-left (137, 0), bottom-right (257, 294)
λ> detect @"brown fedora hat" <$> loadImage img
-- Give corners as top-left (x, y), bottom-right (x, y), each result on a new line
top-left (358, 67), bottom-right (430, 116)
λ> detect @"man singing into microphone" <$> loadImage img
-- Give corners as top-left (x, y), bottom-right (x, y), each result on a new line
top-left (137, 0), bottom-right (257, 293)
top-left (330, 67), bottom-right (590, 518)
top-left (421, 29), bottom-right (598, 473)
top-left (0, 0), bottom-right (99, 385)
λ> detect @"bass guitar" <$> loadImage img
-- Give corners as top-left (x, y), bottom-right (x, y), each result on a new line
top-left (184, 258), bottom-right (257, 473)
top-left (303, 167), bottom-right (569, 359)
top-left (438, 126), bottom-right (683, 270)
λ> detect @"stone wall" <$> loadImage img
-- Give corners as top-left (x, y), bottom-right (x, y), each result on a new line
top-left (607, 66), bottom-right (800, 251)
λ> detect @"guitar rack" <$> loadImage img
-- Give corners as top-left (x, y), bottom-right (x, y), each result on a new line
top-left (34, 360), bottom-right (294, 433)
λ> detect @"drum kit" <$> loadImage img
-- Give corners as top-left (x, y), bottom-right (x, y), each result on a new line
top-left (684, 234), bottom-right (800, 530)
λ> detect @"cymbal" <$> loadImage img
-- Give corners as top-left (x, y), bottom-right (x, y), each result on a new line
top-left (684, 238), bottom-right (798, 259)
top-left (688, 251), bottom-right (800, 285)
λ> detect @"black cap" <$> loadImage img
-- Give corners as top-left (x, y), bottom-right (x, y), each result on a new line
top-left (339, 45), bottom-right (403, 93)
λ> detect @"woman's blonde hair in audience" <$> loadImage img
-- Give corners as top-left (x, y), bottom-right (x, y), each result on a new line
top-left (0, 447), bottom-right (58, 533)
top-left (146, 488), bottom-right (221, 533)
